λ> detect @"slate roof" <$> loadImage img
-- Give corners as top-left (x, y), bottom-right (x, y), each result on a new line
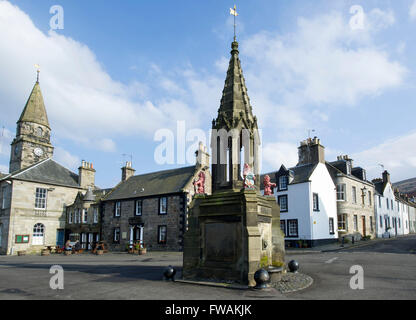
top-left (103, 166), bottom-right (197, 201)
top-left (3, 158), bottom-right (79, 188)
top-left (18, 81), bottom-right (50, 129)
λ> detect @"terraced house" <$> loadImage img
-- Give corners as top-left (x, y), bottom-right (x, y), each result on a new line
top-left (326, 156), bottom-right (376, 241)
top-left (101, 144), bottom-right (211, 252)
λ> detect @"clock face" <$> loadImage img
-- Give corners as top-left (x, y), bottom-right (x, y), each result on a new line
top-left (34, 148), bottom-right (44, 157)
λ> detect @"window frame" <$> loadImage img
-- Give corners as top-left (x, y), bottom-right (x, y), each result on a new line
top-left (336, 184), bottom-right (346, 202)
top-left (352, 186), bottom-right (357, 204)
top-left (338, 214), bottom-right (347, 231)
top-left (68, 210), bottom-right (73, 224)
top-left (114, 202), bottom-right (121, 217)
top-left (278, 176), bottom-right (288, 191)
top-left (313, 193), bottom-right (320, 212)
top-left (159, 197), bottom-right (167, 215)
top-left (113, 228), bottom-right (120, 243)
top-left (278, 195), bottom-right (288, 212)
top-left (158, 225), bottom-right (167, 244)
top-left (82, 208), bottom-right (88, 224)
top-left (93, 207), bottom-right (98, 224)
top-left (329, 218), bottom-right (335, 235)
top-left (287, 219), bottom-right (298, 238)
top-left (35, 188), bottom-right (47, 210)
top-left (280, 220), bottom-right (286, 237)
top-left (135, 200), bottom-right (143, 216)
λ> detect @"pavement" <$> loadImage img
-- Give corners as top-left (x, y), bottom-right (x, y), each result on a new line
top-left (0, 235), bottom-right (415, 300)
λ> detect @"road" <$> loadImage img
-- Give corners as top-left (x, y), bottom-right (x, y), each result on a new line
top-left (0, 235), bottom-right (415, 300)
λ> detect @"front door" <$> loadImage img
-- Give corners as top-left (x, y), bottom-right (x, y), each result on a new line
top-left (56, 229), bottom-right (65, 247)
top-left (133, 225), bottom-right (144, 246)
top-left (362, 216), bottom-right (366, 237)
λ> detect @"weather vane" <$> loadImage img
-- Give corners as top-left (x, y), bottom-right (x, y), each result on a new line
top-left (35, 64), bottom-right (40, 82)
top-left (230, 5), bottom-right (239, 41)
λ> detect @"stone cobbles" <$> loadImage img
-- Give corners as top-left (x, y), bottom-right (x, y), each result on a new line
top-left (272, 272), bottom-right (313, 294)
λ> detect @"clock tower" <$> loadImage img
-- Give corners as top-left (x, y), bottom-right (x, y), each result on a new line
top-left (9, 78), bottom-right (54, 173)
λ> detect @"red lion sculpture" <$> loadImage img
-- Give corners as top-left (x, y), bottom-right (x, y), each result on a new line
top-left (263, 175), bottom-right (276, 196)
top-left (193, 171), bottom-right (206, 194)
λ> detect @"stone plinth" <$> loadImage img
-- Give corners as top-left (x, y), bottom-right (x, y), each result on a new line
top-left (183, 189), bottom-right (285, 287)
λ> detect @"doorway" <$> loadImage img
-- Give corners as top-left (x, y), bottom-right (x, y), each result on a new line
top-left (362, 216), bottom-right (366, 237)
top-left (32, 223), bottom-right (45, 245)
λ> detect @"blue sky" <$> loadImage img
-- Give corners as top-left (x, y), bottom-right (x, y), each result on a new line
top-left (1, 0), bottom-right (416, 188)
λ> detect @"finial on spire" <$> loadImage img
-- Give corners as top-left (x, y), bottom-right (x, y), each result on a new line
top-left (230, 5), bottom-right (239, 42)
top-left (34, 64), bottom-right (40, 83)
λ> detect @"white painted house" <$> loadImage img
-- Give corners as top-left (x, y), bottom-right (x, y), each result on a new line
top-left (263, 138), bottom-right (338, 247)
top-left (373, 171), bottom-right (400, 238)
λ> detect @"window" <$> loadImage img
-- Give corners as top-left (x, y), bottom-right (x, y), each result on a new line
top-left (329, 218), bottom-right (335, 235)
top-left (32, 223), bottom-right (45, 245)
top-left (158, 226), bottom-right (167, 244)
top-left (313, 193), bottom-right (319, 211)
top-left (280, 220), bottom-right (286, 237)
top-left (68, 210), bottom-right (73, 224)
top-left (337, 184), bottom-right (346, 201)
top-left (338, 214), bottom-right (347, 231)
top-left (380, 216), bottom-right (383, 228)
top-left (353, 215), bottom-right (358, 231)
top-left (386, 199), bottom-right (389, 210)
top-left (279, 176), bottom-right (288, 191)
top-left (278, 195), bottom-right (288, 212)
top-left (352, 187), bottom-right (357, 204)
top-left (391, 200), bottom-right (394, 211)
top-left (35, 188), bottom-right (47, 209)
top-left (82, 209), bottom-right (88, 224)
top-left (115, 202), bottom-right (121, 217)
top-left (398, 218), bottom-right (401, 229)
top-left (93, 208), bottom-right (98, 224)
top-left (370, 216), bottom-right (374, 233)
top-left (36, 127), bottom-right (43, 137)
top-left (159, 197), bottom-right (167, 215)
top-left (287, 220), bottom-right (298, 238)
top-left (113, 228), bottom-right (120, 243)
top-left (135, 200), bottom-right (142, 216)
top-left (368, 191), bottom-right (372, 206)
top-left (1, 186), bottom-right (10, 209)
top-left (378, 196), bottom-right (381, 208)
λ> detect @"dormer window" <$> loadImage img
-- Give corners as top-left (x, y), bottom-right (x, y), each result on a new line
top-left (279, 176), bottom-right (288, 191)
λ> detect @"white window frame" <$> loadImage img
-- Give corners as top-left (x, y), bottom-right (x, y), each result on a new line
top-left (68, 210), bottom-right (73, 224)
top-left (82, 209), bottom-right (88, 224)
top-left (93, 208), bottom-right (98, 224)
top-left (279, 176), bottom-right (288, 191)
top-left (337, 184), bottom-right (346, 201)
top-left (287, 220), bottom-right (298, 237)
top-left (158, 225), bottom-right (167, 244)
top-left (115, 202), bottom-right (121, 217)
top-left (278, 195), bottom-right (288, 212)
top-left (35, 188), bottom-right (47, 210)
top-left (313, 193), bottom-right (319, 211)
top-left (135, 200), bottom-right (142, 216)
top-left (114, 228), bottom-right (120, 242)
top-left (352, 186), bottom-right (357, 204)
top-left (159, 197), bottom-right (167, 215)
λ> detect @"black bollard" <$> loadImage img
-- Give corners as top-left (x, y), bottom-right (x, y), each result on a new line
top-left (254, 269), bottom-right (270, 289)
top-left (163, 265), bottom-right (176, 281)
top-left (288, 260), bottom-right (299, 273)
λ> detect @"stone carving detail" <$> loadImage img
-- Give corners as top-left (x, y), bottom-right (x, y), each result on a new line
top-left (193, 171), bottom-right (206, 194)
top-left (263, 175), bottom-right (276, 196)
top-left (243, 164), bottom-right (256, 190)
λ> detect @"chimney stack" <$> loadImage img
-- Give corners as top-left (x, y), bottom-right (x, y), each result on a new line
top-left (121, 161), bottom-right (135, 182)
top-left (382, 170), bottom-right (391, 184)
top-left (297, 136), bottom-right (325, 166)
top-left (79, 160), bottom-right (96, 189)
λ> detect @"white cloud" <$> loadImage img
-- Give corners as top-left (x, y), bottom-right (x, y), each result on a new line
top-left (352, 131), bottom-right (416, 182)
top-left (0, 164), bottom-right (8, 174)
top-left (0, 127), bottom-right (13, 157)
top-left (95, 138), bottom-right (116, 153)
top-left (367, 8), bottom-right (395, 30)
top-left (410, 1), bottom-right (416, 20)
top-left (53, 147), bottom-right (80, 172)
top-left (262, 142), bottom-right (299, 171)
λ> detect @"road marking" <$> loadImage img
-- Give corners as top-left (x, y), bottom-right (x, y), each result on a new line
top-left (325, 257), bottom-right (338, 264)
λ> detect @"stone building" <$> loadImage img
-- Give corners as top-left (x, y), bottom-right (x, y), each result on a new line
top-left (0, 78), bottom-right (96, 255)
top-left (101, 143), bottom-right (211, 252)
top-left (326, 156), bottom-right (376, 240)
top-left (65, 182), bottom-right (111, 250)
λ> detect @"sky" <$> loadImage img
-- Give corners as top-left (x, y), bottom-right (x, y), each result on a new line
top-left (1, 0), bottom-right (416, 188)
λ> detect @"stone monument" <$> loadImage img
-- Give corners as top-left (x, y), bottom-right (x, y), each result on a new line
top-left (183, 40), bottom-right (285, 286)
